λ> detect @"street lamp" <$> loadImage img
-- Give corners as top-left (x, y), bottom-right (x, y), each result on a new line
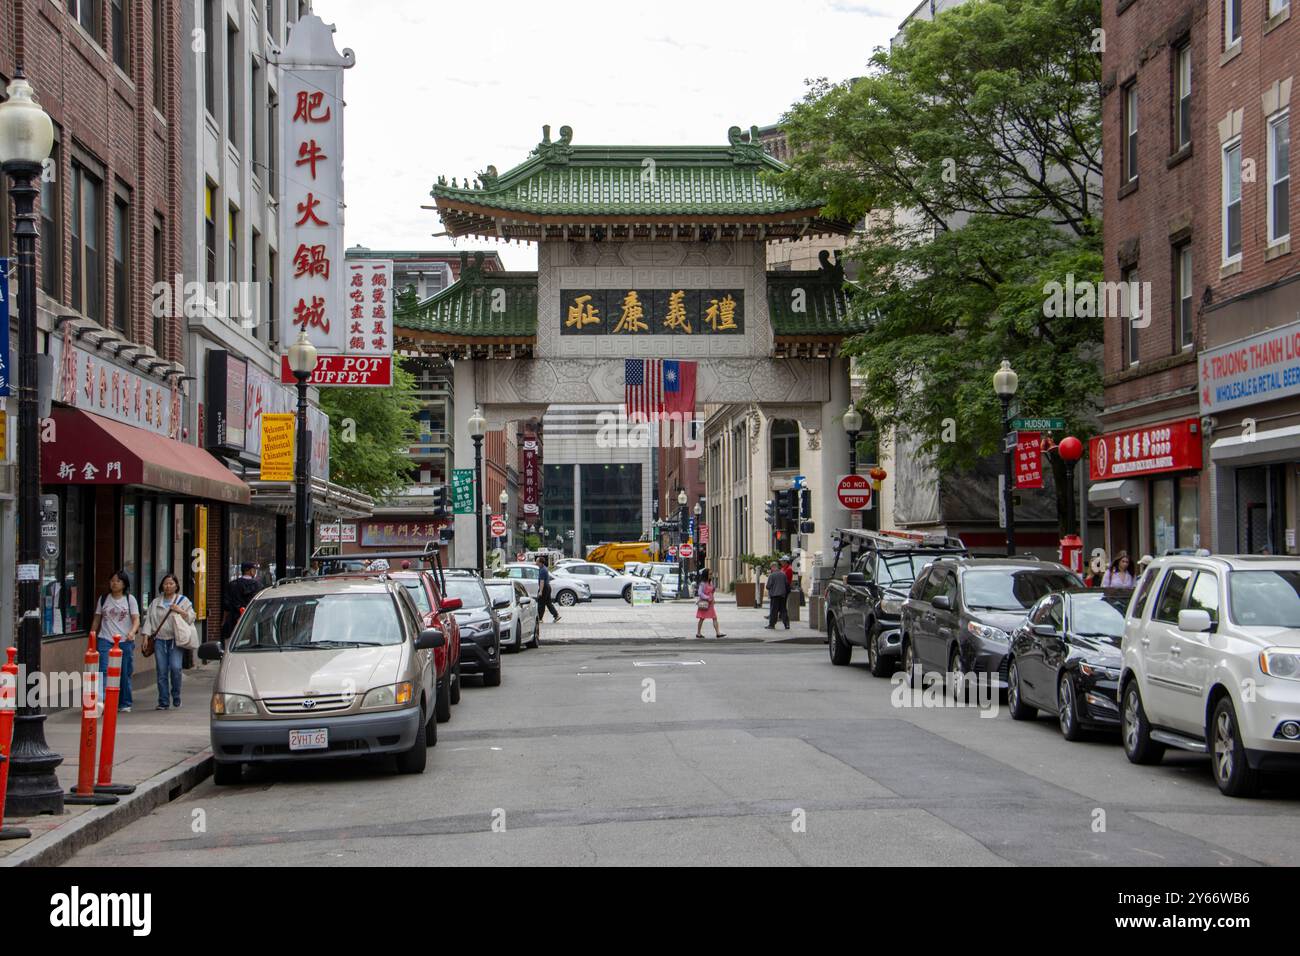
top-left (287, 330), bottom-right (318, 577)
top-left (1057, 436), bottom-right (1084, 574)
top-left (498, 488), bottom-right (509, 550)
top-left (842, 404), bottom-right (863, 475)
top-left (676, 489), bottom-right (688, 597)
top-left (993, 359), bottom-right (1020, 556)
top-left (468, 407), bottom-right (487, 576)
top-left (0, 69), bottom-right (63, 821)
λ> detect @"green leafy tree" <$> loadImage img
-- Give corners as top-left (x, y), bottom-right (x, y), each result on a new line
top-left (318, 357), bottom-right (421, 501)
top-left (773, 0), bottom-right (1103, 529)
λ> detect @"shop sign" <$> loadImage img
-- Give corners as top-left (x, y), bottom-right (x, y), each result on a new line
top-left (560, 289), bottom-right (745, 336)
top-left (452, 468), bottom-right (476, 515)
top-left (245, 362), bottom-right (330, 482)
top-left (195, 505), bottom-right (208, 620)
top-left (1089, 418), bottom-right (1202, 481)
top-left (260, 413), bottom-right (296, 481)
top-left (40, 494), bottom-right (59, 561)
top-left (205, 350), bottom-right (248, 453)
top-left (1199, 319), bottom-right (1300, 414)
top-left (522, 433), bottom-right (540, 516)
top-left (359, 521), bottom-right (444, 547)
top-left (1014, 431), bottom-right (1044, 490)
top-left (51, 324), bottom-right (182, 439)
top-left (279, 259), bottom-right (393, 387)
top-left (319, 522), bottom-right (357, 543)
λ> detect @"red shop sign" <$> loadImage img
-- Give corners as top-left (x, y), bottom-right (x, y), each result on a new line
top-left (1015, 431), bottom-right (1043, 490)
top-left (1089, 417), bottom-right (1202, 481)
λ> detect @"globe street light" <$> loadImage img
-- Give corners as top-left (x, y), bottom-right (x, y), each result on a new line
top-left (0, 69), bottom-right (62, 822)
top-left (468, 408), bottom-right (487, 575)
top-left (287, 330), bottom-right (318, 577)
top-left (993, 359), bottom-right (1020, 556)
top-left (498, 488), bottom-right (509, 549)
top-left (842, 404), bottom-right (863, 475)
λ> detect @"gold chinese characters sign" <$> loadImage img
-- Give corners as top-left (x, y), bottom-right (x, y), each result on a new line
top-left (561, 289), bottom-right (744, 336)
top-left (260, 413), bottom-right (297, 482)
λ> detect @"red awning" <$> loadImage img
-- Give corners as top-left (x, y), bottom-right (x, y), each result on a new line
top-left (41, 408), bottom-right (251, 505)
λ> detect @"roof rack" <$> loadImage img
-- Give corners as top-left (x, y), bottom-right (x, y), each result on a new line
top-left (830, 527), bottom-right (967, 572)
top-left (307, 542), bottom-right (448, 594)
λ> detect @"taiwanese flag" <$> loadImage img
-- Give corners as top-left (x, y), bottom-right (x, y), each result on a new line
top-left (663, 360), bottom-right (696, 416)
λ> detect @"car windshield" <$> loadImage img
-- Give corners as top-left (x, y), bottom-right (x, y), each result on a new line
top-left (231, 593), bottom-right (403, 649)
top-left (877, 554), bottom-right (941, 588)
top-left (963, 569), bottom-right (1081, 611)
top-left (444, 578), bottom-right (488, 609)
top-left (486, 583), bottom-right (514, 604)
top-left (399, 580), bottom-right (431, 614)
top-left (1228, 570), bottom-right (1300, 627)
top-left (1069, 593), bottom-right (1129, 639)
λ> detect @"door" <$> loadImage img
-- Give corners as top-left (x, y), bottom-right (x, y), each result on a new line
top-left (1108, 506), bottom-right (1138, 568)
top-left (1165, 570), bottom-right (1221, 735)
top-left (920, 569), bottom-right (958, 672)
top-left (1037, 595), bottom-right (1069, 709)
top-left (515, 582), bottom-right (537, 635)
top-left (843, 554), bottom-right (872, 645)
top-left (1144, 567), bottom-right (1194, 726)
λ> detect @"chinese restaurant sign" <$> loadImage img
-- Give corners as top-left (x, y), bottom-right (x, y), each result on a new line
top-left (280, 260), bottom-right (393, 386)
top-left (245, 362), bottom-right (330, 482)
top-left (1089, 418), bottom-right (1202, 481)
top-left (51, 326), bottom-right (181, 439)
top-left (360, 520), bottom-right (444, 547)
top-left (521, 433), bottom-right (540, 518)
top-left (452, 468), bottom-right (476, 515)
top-left (560, 289), bottom-right (744, 335)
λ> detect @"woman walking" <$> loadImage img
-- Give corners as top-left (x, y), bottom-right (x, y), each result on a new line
top-left (142, 573), bottom-right (195, 710)
top-left (1101, 551), bottom-right (1135, 588)
top-left (89, 570), bottom-right (140, 713)
top-left (694, 569), bottom-right (726, 639)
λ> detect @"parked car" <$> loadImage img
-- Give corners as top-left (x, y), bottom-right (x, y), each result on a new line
top-left (486, 579), bottom-right (540, 652)
top-left (825, 530), bottom-right (967, 676)
top-left (1007, 587), bottom-right (1132, 739)
top-left (199, 576), bottom-right (444, 784)
top-left (900, 557), bottom-right (1082, 689)
top-left (646, 563), bottom-right (689, 598)
top-left (498, 562), bottom-right (592, 606)
top-left (554, 561), bottom-right (644, 601)
top-left (388, 570), bottom-right (463, 721)
top-left (440, 571), bottom-right (504, 687)
top-left (1119, 555), bottom-right (1300, 797)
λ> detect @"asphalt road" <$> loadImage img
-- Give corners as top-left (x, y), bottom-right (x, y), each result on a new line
top-left (64, 622), bottom-right (1300, 866)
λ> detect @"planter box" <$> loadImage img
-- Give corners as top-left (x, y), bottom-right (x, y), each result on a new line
top-left (735, 582), bottom-right (757, 608)
top-left (809, 595), bottom-right (825, 631)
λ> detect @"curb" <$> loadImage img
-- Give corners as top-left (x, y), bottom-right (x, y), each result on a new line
top-left (2, 749), bottom-right (214, 868)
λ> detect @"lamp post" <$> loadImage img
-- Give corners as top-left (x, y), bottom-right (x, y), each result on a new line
top-left (468, 407), bottom-right (487, 576)
top-left (1, 69), bottom-right (64, 819)
top-left (993, 359), bottom-right (1019, 557)
top-left (498, 488), bottom-right (509, 551)
top-left (287, 330), bottom-right (318, 577)
top-left (677, 489), bottom-right (688, 597)
top-left (1057, 436), bottom-right (1084, 575)
top-left (693, 500), bottom-right (703, 581)
top-left (842, 404), bottom-right (862, 475)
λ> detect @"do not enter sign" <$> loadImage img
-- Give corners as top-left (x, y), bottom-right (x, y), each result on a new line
top-left (837, 474), bottom-right (873, 510)
top-left (679, 543), bottom-right (694, 559)
top-left (490, 515), bottom-right (507, 537)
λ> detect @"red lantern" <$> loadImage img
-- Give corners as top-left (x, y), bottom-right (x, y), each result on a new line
top-left (1058, 435), bottom-right (1083, 463)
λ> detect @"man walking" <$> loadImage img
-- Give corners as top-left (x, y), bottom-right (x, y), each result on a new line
top-left (536, 557), bottom-right (561, 624)
top-left (764, 561), bottom-right (790, 630)
top-left (221, 562), bottom-right (262, 644)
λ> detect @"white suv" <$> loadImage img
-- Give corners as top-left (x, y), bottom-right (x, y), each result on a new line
top-left (1119, 555), bottom-right (1300, 797)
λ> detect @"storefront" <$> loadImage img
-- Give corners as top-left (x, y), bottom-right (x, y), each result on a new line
top-left (1087, 416), bottom-right (1205, 561)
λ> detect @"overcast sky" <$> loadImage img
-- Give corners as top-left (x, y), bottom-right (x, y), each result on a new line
top-left (328, 0), bottom-right (921, 269)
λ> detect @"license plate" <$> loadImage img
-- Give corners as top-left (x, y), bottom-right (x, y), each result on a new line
top-left (289, 728), bottom-right (328, 751)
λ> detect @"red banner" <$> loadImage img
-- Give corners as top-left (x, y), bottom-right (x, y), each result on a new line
top-left (1015, 431), bottom-right (1044, 490)
top-left (1089, 417), bottom-right (1203, 481)
top-left (521, 433), bottom-right (540, 517)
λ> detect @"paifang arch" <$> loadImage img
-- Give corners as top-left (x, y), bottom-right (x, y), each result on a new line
top-left (395, 125), bottom-right (866, 569)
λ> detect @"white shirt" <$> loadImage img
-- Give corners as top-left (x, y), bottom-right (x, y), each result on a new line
top-left (97, 594), bottom-right (139, 639)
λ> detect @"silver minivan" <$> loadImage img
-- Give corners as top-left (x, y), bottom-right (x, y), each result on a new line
top-left (199, 576), bottom-right (444, 783)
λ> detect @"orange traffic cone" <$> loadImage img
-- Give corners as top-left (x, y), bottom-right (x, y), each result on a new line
top-left (94, 637), bottom-right (136, 797)
top-left (0, 647), bottom-right (32, 839)
top-left (67, 633), bottom-right (117, 806)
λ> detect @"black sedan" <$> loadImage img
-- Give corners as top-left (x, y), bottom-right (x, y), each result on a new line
top-left (1006, 588), bottom-right (1133, 740)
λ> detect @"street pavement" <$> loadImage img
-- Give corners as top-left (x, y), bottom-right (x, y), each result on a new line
top-left (60, 598), bottom-right (1300, 867)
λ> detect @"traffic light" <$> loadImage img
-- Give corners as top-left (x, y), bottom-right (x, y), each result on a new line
top-left (764, 499), bottom-right (775, 525)
top-left (799, 488), bottom-right (812, 520)
top-left (432, 485), bottom-right (448, 519)
top-left (776, 489), bottom-right (794, 521)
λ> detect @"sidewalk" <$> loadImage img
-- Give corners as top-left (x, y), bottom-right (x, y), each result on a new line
top-left (0, 663), bottom-right (216, 867)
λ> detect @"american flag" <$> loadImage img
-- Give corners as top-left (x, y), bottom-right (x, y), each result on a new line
top-left (625, 359), bottom-right (663, 421)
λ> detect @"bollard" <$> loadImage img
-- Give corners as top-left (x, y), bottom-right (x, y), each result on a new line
top-left (0, 646), bottom-right (32, 839)
top-left (94, 636), bottom-right (136, 796)
top-left (67, 633), bottom-right (117, 806)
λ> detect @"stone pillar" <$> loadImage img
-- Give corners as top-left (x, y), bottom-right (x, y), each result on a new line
top-left (818, 357), bottom-right (852, 572)
top-left (452, 359), bottom-right (478, 569)
top-left (572, 463), bottom-right (582, 558)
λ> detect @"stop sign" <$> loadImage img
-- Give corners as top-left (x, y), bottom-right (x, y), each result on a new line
top-left (837, 474), bottom-right (873, 510)
top-left (490, 515), bottom-right (507, 537)
top-left (679, 543), bottom-right (694, 558)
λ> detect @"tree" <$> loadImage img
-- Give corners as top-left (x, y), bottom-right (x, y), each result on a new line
top-left (773, 0), bottom-right (1103, 528)
top-left (318, 357), bottom-right (421, 501)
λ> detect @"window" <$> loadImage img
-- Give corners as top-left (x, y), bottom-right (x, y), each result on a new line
top-left (268, 248), bottom-right (278, 349)
top-left (251, 229), bottom-right (262, 333)
top-left (227, 205), bottom-right (238, 284)
top-left (251, 60), bottom-right (262, 176)
top-left (1175, 44), bottom-right (1192, 150)
top-left (152, 216), bottom-right (165, 355)
top-left (112, 195), bottom-right (130, 334)
top-left (68, 0), bottom-right (102, 44)
top-left (1187, 572), bottom-right (1220, 625)
top-left (1223, 139), bottom-right (1243, 261)
top-left (1154, 569), bottom-right (1193, 623)
top-left (1122, 266), bottom-right (1140, 365)
top-left (41, 143), bottom-right (62, 298)
top-left (770, 419), bottom-right (800, 471)
top-left (266, 0), bottom-right (278, 40)
top-left (204, 183), bottom-right (216, 282)
top-left (1269, 0), bottom-right (1290, 16)
top-left (1176, 242), bottom-right (1193, 348)
top-left (203, 0), bottom-right (215, 115)
top-left (111, 0), bottom-right (127, 71)
top-left (227, 24), bottom-right (240, 150)
top-left (1225, 0), bottom-right (1241, 47)
top-left (1130, 567), bottom-right (1159, 620)
top-left (43, 488), bottom-right (92, 635)
top-left (268, 92), bottom-right (279, 198)
top-left (152, 0), bottom-right (165, 109)
top-left (1123, 82), bottom-right (1139, 183)
top-left (70, 161), bottom-right (105, 322)
top-left (1268, 112), bottom-right (1290, 245)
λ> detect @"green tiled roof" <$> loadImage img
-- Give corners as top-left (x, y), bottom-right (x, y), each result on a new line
top-left (396, 254), bottom-right (537, 337)
top-left (767, 254), bottom-right (863, 337)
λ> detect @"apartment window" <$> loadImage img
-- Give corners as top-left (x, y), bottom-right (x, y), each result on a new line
top-left (268, 248), bottom-right (278, 349)
top-left (1223, 139), bottom-right (1243, 261)
top-left (1269, 0), bottom-right (1290, 16)
top-left (111, 0), bottom-right (127, 71)
top-left (152, 217), bottom-right (165, 355)
top-left (227, 206), bottom-right (238, 283)
top-left (112, 195), bottom-right (130, 334)
top-left (68, 0), bottom-right (102, 44)
top-left (251, 230), bottom-right (262, 333)
top-left (1225, 0), bottom-right (1241, 48)
top-left (251, 61), bottom-right (262, 176)
top-left (266, 0), bottom-right (278, 41)
top-left (771, 420), bottom-right (800, 471)
top-left (1268, 112), bottom-right (1291, 245)
top-left (70, 162), bottom-right (105, 322)
top-left (1123, 83), bottom-right (1139, 183)
top-left (227, 24), bottom-right (240, 151)
top-left (40, 142), bottom-right (62, 298)
top-left (1176, 243), bottom-right (1194, 349)
top-left (203, 0), bottom-right (215, 115)
top-left (152, 0), bottom-right (164, 109)
top-left (1123, 266), bottom-right (1140, 365)
top-left (204, 183), bottom-right (216, 282)
top-left (268, 92), bottom-right (278, 198)
top-left (1175, 44), bottom-right (1192, 150)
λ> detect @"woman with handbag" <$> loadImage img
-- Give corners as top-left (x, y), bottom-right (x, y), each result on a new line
top-left (694, 569), bottom-right (726, 640)
top-left (142, 573), bottom-right (196, 711)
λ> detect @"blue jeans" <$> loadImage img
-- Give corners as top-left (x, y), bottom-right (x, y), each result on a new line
top-left (97, 637), bottom-right (136, 709)
top-left (155, 638), bottom-right (182, 707)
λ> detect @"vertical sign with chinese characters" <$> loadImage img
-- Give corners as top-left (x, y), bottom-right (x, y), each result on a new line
top-left (521, 433), bottom-right (540, 519)
top-left (452, 469), bottom-right (476, 515)
top-left (1014, 431), bottom-right (1044, 490)
top-left (275, 13), bottom-right (354, 370)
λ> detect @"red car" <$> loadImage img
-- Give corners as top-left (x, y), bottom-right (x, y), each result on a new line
top-left (389, 570), bottom-right (463, 722)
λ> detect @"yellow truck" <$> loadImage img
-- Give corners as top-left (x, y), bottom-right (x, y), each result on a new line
top-left (584, 542), bottom-right (654, 571)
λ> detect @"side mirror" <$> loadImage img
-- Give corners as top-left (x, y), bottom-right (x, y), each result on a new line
top-left (845, 572), bottom-right (868, 587)
top-left (1178, 608), bottom-right (1213, 633)
top-left (493, 596), bottom-right (511, 609)
top-left (198, 640), bottom-right (224, 662)
top-left (932, 595), bottom-right (952, 611)
top-left (1032, 623), bottom-right (1059, 638)
top-left (438, 597), bottom-right (462, 613)
top-left (416, 627), bottom-right (446, 650)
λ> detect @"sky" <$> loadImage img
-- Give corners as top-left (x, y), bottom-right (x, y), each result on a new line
top-left (327, 0), bottom-right (923, 270)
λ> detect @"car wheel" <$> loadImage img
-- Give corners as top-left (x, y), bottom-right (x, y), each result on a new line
top-left (1121, 682), bottom-right (1165, 765)
top-left (449, 662), bottom-right (461, 705)
top-left (868, 631), bottom-right (892, 678)
top-left (509, 624), bottom-right (522, 653)
top-left (527, 617), bottom-right (540, 649)
top-left (902, 639), bottom-right (918, 689)
top-left (1058, 673), bottom-right (1085, 741)
top-left (483, 663), bottom-right (502, 687)
top-left (435, 674), bottom-right (451, 723)
top-left (622, 584), bottom-right (632, 603)
top-left (212, 761), bottom-right (242, 786)
top-left (1007, 658), bottom-right (1037, 720)
top-left (828, 617), bottom-right (851, 666)
top-left (1211, 696), bottom-right (1261, 798)
top-left (396, 709), bottom-right (429, 773)
top-left (947, 646), bottom-right (965, 692)
top-left (557, 590), bottom-right (577, 607)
